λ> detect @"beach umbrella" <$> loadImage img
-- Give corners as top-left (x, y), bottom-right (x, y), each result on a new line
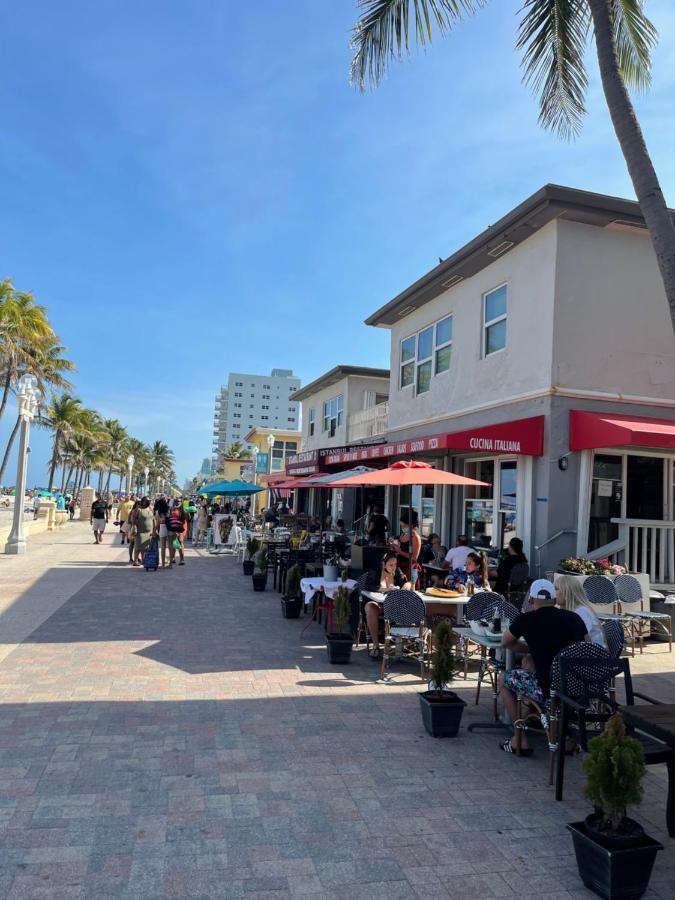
top-left (197, 480), bottom-right (263, 497)
top-left (333, 459), bottom-right (490, 488)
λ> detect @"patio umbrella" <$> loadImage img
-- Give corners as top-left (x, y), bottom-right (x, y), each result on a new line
top-left (197, 479), bottom-right (263, 497)
top-left (332, 459), bottom-right (490, 488)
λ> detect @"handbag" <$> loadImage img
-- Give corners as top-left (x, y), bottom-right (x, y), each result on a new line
top-left (172, 536), bottom-right (181, 550)
top-left (120, 521), bottom-right (131, 534)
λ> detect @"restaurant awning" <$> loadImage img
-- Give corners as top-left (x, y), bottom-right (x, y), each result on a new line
top-left (569, 410), bottom-right (675, 451)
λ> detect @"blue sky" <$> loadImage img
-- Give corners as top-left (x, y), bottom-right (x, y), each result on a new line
top-left (1, 1), bottom-right (675, 486)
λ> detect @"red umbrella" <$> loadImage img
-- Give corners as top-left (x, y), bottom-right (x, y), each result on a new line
top-left (330, 459), bottom-right (489, 487)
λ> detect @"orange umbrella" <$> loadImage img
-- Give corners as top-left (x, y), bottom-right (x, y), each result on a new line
top-left (330, 459), bottom-right (489, 487)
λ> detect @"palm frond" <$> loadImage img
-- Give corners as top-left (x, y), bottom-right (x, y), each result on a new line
top-left (611, 0), bottom-right (656, 91)
top-left (517, 0), bottom-right (590, 140)
top-left (350, 0), bottom-right (486, 90)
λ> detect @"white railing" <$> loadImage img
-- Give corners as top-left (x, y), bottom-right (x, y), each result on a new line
top-left (348, 401), bottom-right (389, 442)
top-left (588, 519), bottom-right (675, 588)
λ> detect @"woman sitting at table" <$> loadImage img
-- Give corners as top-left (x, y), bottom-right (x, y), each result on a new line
top-left (445, 550), bottom-right (489, 593)
top-left (363, 550), bottom-right (412, 660)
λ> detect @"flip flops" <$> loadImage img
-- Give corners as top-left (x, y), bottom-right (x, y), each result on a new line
top-left (499, 739), bottom-right (533, 757)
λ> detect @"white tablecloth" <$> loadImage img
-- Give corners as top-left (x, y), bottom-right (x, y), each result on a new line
top-left (300, 578), bottom-right (357, 606)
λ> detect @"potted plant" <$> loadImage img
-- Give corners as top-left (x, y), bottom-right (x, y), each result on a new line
top-left (326, 584), bottom-right (353, 664)
top-left (243, 537), bottom-right (259, 575)
top-left (419, 620), bottom-right (466, 737)
top-left (567, 714), bottom-right (662, 899)
top-left (323, 554), bottom-right (339, 583)
top-left (281, 564), bottom-right (303, 618)
top-left (251, 547), bottom-right (268, 591)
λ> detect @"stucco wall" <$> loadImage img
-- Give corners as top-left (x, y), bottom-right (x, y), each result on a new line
top-left (299, 375), bottom-right (389, 451)
top-left (387, 222), bottom-right (558, 434)
top-left (552, 220), bottom-right (675, 402)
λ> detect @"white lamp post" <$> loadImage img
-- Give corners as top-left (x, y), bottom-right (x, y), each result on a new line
top-left (266, 433), bottom-right (276, 514)
top-left (5, 374), bottom-right (39, 555)
top-left (127, 454), bottom-right (134, 496)
top-left (252, 446), bottom-right (259, 517)
top-left (144, 466), bottom-right (149, 496)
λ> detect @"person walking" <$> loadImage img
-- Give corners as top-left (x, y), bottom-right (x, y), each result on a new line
top-left (33, 494), bottom-right (41, 520)
top-left (90, 493), bottom-right (109, 544)
top-left (167, 502), bottom-right (187, 567)
top-left (154, 497), bottom-right (171, 568)
top-left (117, 495), bottom-right (134, 544)
top-left (133, 498), bottom-right (156, 567)
top-left (126, 499), bottom-right (140, 563)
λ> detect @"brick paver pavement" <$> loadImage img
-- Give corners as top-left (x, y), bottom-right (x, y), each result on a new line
top-left (0, 526), bottom-right (673, 898)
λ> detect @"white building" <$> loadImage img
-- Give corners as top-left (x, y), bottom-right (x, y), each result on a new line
top-left (212, 368), bottom-right (301, 461)
top-left (288, 185), bottom-right (675, 591)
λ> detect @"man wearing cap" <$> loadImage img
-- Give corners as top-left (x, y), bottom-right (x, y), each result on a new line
top-left (499, 578), bottom-right (589, 756)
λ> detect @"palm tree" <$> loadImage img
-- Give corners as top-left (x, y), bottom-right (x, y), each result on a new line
top-left (224, 440), bottom-right (251, 460)
top-left (41, 393), bottom-right (86, 491)
top-left (101, 419), bottom-right (128, 495)
top-left (0, 337), bottom-right (76, 486)
top-left (0, 280), bottom-right (53, 422)
top-left (148, 440), bottom-right (175, 493)
top-left (350, 0), bottom-right (675, 332)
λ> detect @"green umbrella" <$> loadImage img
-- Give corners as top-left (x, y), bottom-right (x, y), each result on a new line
top-left (197, 480), bottom-right (263, 497)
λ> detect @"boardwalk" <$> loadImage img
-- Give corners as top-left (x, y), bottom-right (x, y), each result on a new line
top-left (0, 526), bottom-right (673, 898)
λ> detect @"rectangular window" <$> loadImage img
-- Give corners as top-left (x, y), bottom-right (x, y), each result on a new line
top-left (235, 382), bottom-right (243, 387)
top-left (309, 408), bottom-right (315, 436)
top-left (287, 417), bottom-right (295, 423)
top-left (435, 316), bottom-right (452, 374)
top-left (483, 284), bottom-right (507, 356)
top-left (400, 316), bottom-right (453, 392)
top-left (400, 335), bottom-right (415, 388)
top-left (416, 326), bottom-right (433, 394)
top-left (322, 395), bottom-right (343, 436)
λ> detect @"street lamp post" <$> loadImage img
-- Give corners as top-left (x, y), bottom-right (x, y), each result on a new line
top-left (266, 433), bottom-right (275, 514)
top-left (251, 446), bottom-right (259, 517)
top-left (5, 374), bottom-right (39, 555)
top-left (144, 466), bottom-right (149, 496)
top-left (127, 454), bottom-right (134, 496)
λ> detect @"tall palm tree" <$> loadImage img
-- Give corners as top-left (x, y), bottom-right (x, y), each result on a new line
top-left (0, 280), bottom-right (53, 422)
top-left (350, 0), bottom-right (675, 332)
top-left (148, 440), bottom-right (175, 493)
top-left (225, 440), bottom-right (251, 459)
top-left (40, 393), bottom-right (86, 491)
top-left (0, 337), bottom-right (76, 486)
top-left (101, 419), bottom-right (128, 495)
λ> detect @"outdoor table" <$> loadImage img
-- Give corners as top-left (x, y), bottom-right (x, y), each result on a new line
top-left (422, 562), bottom-right (447, 587)
top-left (622, 703), bottom-right (675, 749)
top-left (454, 626), bottom-right (517, 732)
top-left (300, 577), bottom-right (357, 635)
top-left (361, 589), bottom-right (470, 624)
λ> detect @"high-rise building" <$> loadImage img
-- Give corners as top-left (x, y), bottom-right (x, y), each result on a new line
top-left (212, 368), bottom-right (301, 461)
top-left (199, 457), bottom-right (213, 476)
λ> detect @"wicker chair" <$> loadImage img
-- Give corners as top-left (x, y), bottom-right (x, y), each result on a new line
top-left (614, 573), bottom-right (672, 654)
top-left (583, 574), bottom-right (637, 656)
top-left (380, 590), bottom-right (432, 680)
top-left (473, 597), bottom-right (520, 717)
top-left (458, 591), bottom-right (506, 680)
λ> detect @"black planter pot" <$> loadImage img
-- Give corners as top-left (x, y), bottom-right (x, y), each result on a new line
top-left (243, 560), bottom-right (255, 575)
top-left (281, 597), bottom-right (303, 619)
top-left (567, 818), bottom-right (662, 900)
top-left (326, 633), bottom-right (352, 664)
top-left (419, 690), bottom-right (466, 737)
top-left (251, 573), bottom-right (267, 592)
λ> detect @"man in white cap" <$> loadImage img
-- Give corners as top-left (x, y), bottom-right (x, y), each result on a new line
top-left (499, 578), bottom-right (589, 755)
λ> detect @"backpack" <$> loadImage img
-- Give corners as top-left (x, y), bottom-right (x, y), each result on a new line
top-left (167, 511), bottom-right (184, 533)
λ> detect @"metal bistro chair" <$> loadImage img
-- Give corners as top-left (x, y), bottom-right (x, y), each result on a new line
top-left (380, 590), bottom-right (432, 681)
top-left (514, 642), bottom-right (613, 785)
top-left (474, 597), bottom-right (520, 718)
top-left (458, 591), bottom-right (506, 680)
top-left (353, 573), bottom-right (373, 649)
top-left (554, 654), bottom-right (675, 839)
top-left (614, 573), bottom-right (672, 654)
top-left (505, 562), bottom-right (530, 609)
top-left (583, 574), bottom-right (636, 656)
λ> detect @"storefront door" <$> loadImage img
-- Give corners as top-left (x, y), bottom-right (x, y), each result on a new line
top-left (463, 458), bottom-right (519, 552)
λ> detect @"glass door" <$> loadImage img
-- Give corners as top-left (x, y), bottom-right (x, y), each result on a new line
top-left (588, 453), bottom-right (623, 552)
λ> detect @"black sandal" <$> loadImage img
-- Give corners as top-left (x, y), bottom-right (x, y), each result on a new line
top-left (499, 739), bottom-right (533, 757)
top-left (368, 648), bottom-right (382, 660)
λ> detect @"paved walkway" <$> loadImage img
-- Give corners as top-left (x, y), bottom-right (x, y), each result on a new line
top-left (0, 527), bottom-right (673, 898)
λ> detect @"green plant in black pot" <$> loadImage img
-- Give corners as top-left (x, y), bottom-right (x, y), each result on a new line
top-left (281, 564), bottom-right (303, 619)
top-left (243, 537), bottom-right (259, 575)
top-left (567, 713), bottom-right (662, 900)
top-left (326, 585), bottom-right (353, 664)
top-left (252, 547), bottom-right (268, 591)
top-left (418, 620), bottom-right (465, 738)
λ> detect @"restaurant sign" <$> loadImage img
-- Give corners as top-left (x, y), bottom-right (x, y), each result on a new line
top-left (322, 416), bottom-right (544, 465)
top-left (286, 449), bottom-right (321, 472)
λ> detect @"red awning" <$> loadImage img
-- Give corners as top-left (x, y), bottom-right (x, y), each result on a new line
top-left (570, 410), bottom-right (675, 451)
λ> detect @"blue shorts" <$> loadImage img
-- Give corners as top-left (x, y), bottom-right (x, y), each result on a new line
top-left (503, 669), bottom-right (545, 705)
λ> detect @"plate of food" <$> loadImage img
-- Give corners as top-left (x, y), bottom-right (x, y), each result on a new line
top-left (424, 587), bottom-right (462, 598)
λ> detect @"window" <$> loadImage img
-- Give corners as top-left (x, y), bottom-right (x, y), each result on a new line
top-left (233, 413), bottom-right (241, 419)
top-left (286, 441), bottom-right (297, 451)
top-left (262, 394), bottom-right (270, 399)
top-left (483, 284), bottom-right (507, 356)
top-left (290, 387), bottom-right (297, 392)
top-left (234, 403), bottom-right (242, 408)
top-left (235, 381), bottom-right (243, 387)
top-left (261, 415), bottom-right (269, 420)
top-left (263, 384), bottom-right (270, 389)
top-left (322, 395), bottom-right (344, 436)
top-left (309, 408), bottom-right (315, 436)
top-left (435, 316), bottom-right (452, 374)
top-left (234, 392), bottom-right (242, 398)
top-left (400, 314), bottom-right (453, 393)
top-left (262, 405), bottom-right (269, 410)
top-left (288, 417), bottom-right (295, 423)
top-left (250, 394), bottom-right (255, 398)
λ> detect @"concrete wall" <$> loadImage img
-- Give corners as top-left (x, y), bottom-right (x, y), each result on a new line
top-left (552, 220), bottom-right (675, 403)
top-left (299, 374), bottom-right (389, 451)
top-left (387, 222), bottom-right (558, 434)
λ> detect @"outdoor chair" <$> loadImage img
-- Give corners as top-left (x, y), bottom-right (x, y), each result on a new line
top-left (352, 573), bottom-right (373, 648)
top-left (380, 590), bottom-right (432, 681)
top-left (458, 591), bottom-right (508, 680)
top-left (583, 574), bottom-right (637, 656)
top-left (473, 598), bottom-right (520, 718)
top-left (614, 573), bottom-right (672, 654)
top-left (554, 656), bottom-right (675, 836)
top-left (513, 642), bottom-right (613, 785)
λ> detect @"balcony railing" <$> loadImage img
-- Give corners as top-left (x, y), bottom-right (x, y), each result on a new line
top-left (348, 402), bottom-right (389, 443)
top-left (587, 518), bottom-right (675, 588)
